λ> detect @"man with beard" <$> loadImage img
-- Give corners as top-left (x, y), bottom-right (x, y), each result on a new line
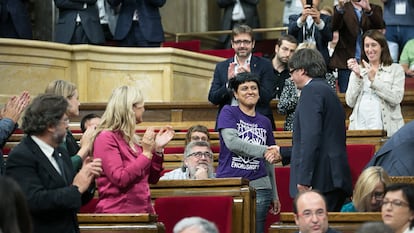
top-left (208, 24), bottom-right (276, 130)
top-left (272, 34), bottom-right (298, 99)
top-left (5, 94), bottom-right (102, 233)
top-left (161, 141), bottom-right (215, 180)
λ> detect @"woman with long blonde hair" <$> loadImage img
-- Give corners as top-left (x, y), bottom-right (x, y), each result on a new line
top-left (92, 85), bottom-right (174, 213)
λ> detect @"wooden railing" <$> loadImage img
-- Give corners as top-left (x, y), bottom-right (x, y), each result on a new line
top-left (77, 213), bottom-right (165, 233)
top-left (150, 178), bottom-right (255, 233)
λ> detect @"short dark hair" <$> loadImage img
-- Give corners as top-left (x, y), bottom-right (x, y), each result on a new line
top-left (231, 24), bottom-right (254, 42)
top-left (185, 125), bottom-right (210, 145)
top-left (0, 176), bottom-right (32, 233)
top-left (384, 183), bottom-right (414, 229)
top-left (22, 94), bottom-right (68, 135)
top-left (293, 190), bottom-right (327, 214)
top-left (229, 72), bottom-right (261, 93)
top-left (288, 48), bottom-right (327, 78)
top-left (80, 113), bottom-right (101, 133)
top-left (277, 34), bottom-right (298, 47)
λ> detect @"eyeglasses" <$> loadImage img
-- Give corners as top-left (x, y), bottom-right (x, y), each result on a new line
top-left (300, 209), bottom-right (326, 219)
top-left (371, 192), bottom-right (385, 201)
top-left (289, 68), bottom-right (298, 75)
top-left (188, 151), bottom-right (213, 159)
top-left (232, 40), bottom-right (252, 46)
top-left (191, 136), bottom-right (208, 142)
top-left (382, 199), bottom-right (410, 208)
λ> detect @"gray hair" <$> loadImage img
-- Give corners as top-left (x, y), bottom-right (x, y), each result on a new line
top-left (181, 141), bottom-right (212, 173)
top-left (173, 217), bottom-right (219, 233)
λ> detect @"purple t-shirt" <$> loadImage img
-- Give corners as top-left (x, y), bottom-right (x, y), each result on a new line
top-left (216, 105), bottom-right (275, 181)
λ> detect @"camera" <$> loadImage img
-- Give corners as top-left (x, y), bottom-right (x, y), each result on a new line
top-left (306, 0), bottom-right (313, 8)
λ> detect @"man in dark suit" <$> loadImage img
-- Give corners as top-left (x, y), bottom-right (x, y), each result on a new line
top-left (293, 190), bottom-right (341, 233)
top-left (287, 48), bottom-right (352, 211)
top-left (208, 24), bottom-right (276, 130)
top-left (288, 0), bottom-right (332, 67)
top-left (5, 94), bottom-right (102, 233)
top-left (217, 0), bottom-right (261, 48)
top-left (107, 0), bottom-right (165, 47)
top-left (54, 0), bottom-right (105, 45)
top-left (366, 120), bottom-right (414, 176)
top-left (0, 0), bottom-right (32, 39)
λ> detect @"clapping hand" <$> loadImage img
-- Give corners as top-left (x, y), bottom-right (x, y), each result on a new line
top-left (154, 126), bottom-right (175, 152)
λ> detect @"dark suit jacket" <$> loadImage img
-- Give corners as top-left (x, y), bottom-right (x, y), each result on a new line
top-left (290, 78), bottom-right (352, 198)
top-left (5, 136), bottom-right (89, 233)
top-left (288, 13), bottom-right (332, 66)
top-left (366, 120), bottom-right (414, 176)
top-left (54, 0), bottom-right (105, 44)
top-left (329, 3), bottom-right (384, 70)
top-left (208, 55), bottom-right (276, 130)
top-left (0, 0), bottom-right (32, 39)
top-left (295, 227), bottom-right (341, 233)
top-left (108, 0), bottom-right (165, 43)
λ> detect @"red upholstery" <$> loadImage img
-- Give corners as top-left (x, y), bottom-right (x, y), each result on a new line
top-left (154, 196), bottom-right (233, 233)
top-left (164, 147), bottom-right (184, 154)
top-left (265, 166), bottom-right (293, 232)
top-left (79, 197), bottom-right (99, 213)
top-left (346, 144), bottom-right (376, 188)
top-left (405, 77), bottom-right (414, 90)
top-left (162, 40), bottom-right (201, 52)
top-left (200, 49), bottom-right (235, 58)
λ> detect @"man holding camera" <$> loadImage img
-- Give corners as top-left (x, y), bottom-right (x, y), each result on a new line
top-left (288, 0), bottom-right (333, 67)
top-left (329, 0), bottom-right (384, 93)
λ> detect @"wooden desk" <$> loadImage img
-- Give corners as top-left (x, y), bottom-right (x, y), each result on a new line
top-left (269, 212), bottom-right (382, 233)
top-left (77, 213), bottom-right (165, 233)
top-left (150, 178), bottom-right (255, 233)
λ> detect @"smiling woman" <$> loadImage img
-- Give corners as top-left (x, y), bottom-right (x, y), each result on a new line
top-left (216, 72), bottom-right (281, 233)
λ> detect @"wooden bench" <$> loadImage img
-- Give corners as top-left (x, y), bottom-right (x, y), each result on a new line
top-left (150, 178), bottom-right (255, 233)
top-left (77, 213), bottom-right (165, 233)
top-left (269, 212), bottom-right (382, 233)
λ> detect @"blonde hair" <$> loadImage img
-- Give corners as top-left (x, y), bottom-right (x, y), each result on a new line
top-left (297, 42), bottom-right (317, 50)
top-left (353, 166), bottom-right (391, 211)
top-left (94, 85), bottom-right (144, 151)
top-left (44, 80), bottom-right (77, 99)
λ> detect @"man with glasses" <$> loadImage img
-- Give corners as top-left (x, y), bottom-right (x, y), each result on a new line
top-left (5, 94), bottom-right (102, 233)
top-left (293, 190), bottom-right (341, 233)
top-left (161, 141), bottom-right (215, 180)
top-left (208, 24), bottom-right (276, 130)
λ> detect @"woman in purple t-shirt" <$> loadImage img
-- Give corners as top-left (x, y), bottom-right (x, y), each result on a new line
top-left (216, 72), bottom-right (281, 233)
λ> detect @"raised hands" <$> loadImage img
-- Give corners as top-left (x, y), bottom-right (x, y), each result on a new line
top-left (142, 126), bottom-right (175, 159)
top-left (141, 127), bottom-right (157, 159)
top-left (154, 126), bottom-right (175, 152)
top-left (347, 58), bottom-right (361, 77)
top-left (1, 91), bottom-right (30, 123)
top-left (73, 157), bottom-right (102, 193)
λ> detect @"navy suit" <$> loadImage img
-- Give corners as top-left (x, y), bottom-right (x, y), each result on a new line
top-left (54, 0), bottom-right (105, 45)
top-left (366, 120), bottom-right (414, 176)
top-left (108, 0), bottom-right (165, 46)
top-left (208, 56), bottom-right (276, 130)
top-left (288, 14), bottom-right (332, 66)
top-left (0, 0), bottom-right (32, 39)
top-left (290, 78), bottom-right (352, 210)
top-left (5, 136), bottom-right (92, 233)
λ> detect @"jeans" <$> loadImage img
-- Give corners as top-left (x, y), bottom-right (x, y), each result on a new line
top-left (256, 189), bottom-right (273, 233)
top-left (337, 69), bottom-right (351, 93)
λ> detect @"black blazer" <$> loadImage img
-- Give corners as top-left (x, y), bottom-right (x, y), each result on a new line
top-left (54, 0), bottom-right (105, 44)
top-left (290, 78), bottom-right (352, 197)
top-left (208, 55), bottom-right (276, 130)
top-left (0, 0), bottom-right (32, 39)
top-left (107, 0), bottom-right (165, 43)
top-left (5, 136), bottom-right (90, 233)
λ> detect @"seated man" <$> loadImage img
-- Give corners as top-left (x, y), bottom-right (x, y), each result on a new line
top-left (161, 141), bottom-right (215, 180)
top-left (80, 113), bottom-right (101, 133)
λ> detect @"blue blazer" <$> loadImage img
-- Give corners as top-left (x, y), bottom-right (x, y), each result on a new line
top-left (5, 136), bottom-right (92, 233)
top-left (108, 0), bottom-right (165, 43)
top-left (290, 78), bottom-right (352, 197)
top-left (54, 0), bottom-right (105, 44)
top-left (366, 120), bottom-right (414, 176)
top-left (1, 0), bottom-right (32, 39)
top-left (208, 55), bottom-right (276, 130)
top-left (288, 13), bottom-right (332, 66)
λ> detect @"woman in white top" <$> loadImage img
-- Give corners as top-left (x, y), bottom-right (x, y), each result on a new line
top-left (346, 29), bottom-right (405, 137)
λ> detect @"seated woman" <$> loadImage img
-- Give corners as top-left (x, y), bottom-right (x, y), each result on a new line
top-left (381, 183), bottom-right (414, 233)
top-left (341, 166), bottom-right (390, 212)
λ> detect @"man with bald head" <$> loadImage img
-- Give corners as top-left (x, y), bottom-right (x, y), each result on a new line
top-left (293, 190), bottom-right (340, 233)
